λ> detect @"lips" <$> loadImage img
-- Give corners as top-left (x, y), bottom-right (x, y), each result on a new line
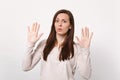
top-left (57, 28), bottom-right (62, 31)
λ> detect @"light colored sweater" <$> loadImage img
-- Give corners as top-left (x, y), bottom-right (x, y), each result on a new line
top-left (22, 40), bottom-right (91, 80)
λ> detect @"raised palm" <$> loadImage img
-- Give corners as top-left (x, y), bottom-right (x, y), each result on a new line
top-left (76, 27), bottom-right (93, 48)
top-left (27, 22), bottom-right (43, 44)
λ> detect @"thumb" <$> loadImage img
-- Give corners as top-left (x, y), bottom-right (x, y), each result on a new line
top-left (37, 33), bottom-right (43, 40)
top-left (75, 36), bottom-right (82, 46)
top-left (76, 36), bottom-right (80, 42)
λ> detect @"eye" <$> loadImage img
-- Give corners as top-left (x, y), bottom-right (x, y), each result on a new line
top-left (55, 19), bottom-right (59, 23)
top-left (62, 20), bottom-right (67, 23)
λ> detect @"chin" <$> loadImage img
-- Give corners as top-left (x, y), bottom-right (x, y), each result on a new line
top-left (57, 32), bottom-right (67, 36)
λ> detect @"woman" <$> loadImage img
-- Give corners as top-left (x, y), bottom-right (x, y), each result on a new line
top-left (22, 9), bottom-right (93, 80)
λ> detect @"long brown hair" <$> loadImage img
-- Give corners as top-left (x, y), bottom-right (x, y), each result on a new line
top-left (43, 9), bottom-right (74, 61)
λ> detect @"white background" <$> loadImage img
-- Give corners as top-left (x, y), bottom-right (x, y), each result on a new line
top-left (0, 0), bottom-right (119, 80)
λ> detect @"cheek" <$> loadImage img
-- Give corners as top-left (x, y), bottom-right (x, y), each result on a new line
top-left (63, 26), bottom-right (70, 32)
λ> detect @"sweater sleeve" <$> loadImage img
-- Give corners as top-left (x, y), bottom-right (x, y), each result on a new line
top-left (75, 44), bottom-right (92, 80)
top-left (22, 40), bottom-right (46, 71)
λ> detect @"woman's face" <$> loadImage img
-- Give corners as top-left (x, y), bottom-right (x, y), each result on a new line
top-left (54, 13), bottom-right (71, 36)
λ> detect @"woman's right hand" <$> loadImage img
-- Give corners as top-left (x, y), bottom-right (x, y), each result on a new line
top-left (27, 22), bottom-right (43, 44)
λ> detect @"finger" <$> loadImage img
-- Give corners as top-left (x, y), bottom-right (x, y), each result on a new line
top-left (34, 22), bottom-right (38, 32)
top-left (36, 24), bottom-right (40, 35)
top-left (85, 27), bottom-right (89, 37)
top-left (87, 27), bottom-right (89, 37)
top-left (85, 27), bottom-right (87, 37)
top-left (28, 26), bottom-right (30, 32)
top-left (89, 32), bottom-right (93, 41)
top-left (32, 23), bottom-right (35, 31)
top-left (82, 28), bottom-right (84, 37)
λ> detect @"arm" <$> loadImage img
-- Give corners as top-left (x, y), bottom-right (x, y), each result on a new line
top-left (22, 22), bottom-right (43, 71)
top-left (76, 47), bottom-right (91, 79)
top-left (22, 41), bottom-right (45, 71)
top-left (76, 27), bottom-right (93, 79)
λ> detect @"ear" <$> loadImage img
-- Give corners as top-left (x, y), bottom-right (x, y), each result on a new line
top-left (69, 26), bottom-right (71, 29)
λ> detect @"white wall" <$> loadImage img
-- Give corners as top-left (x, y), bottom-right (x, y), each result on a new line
top-left (0, 0), bottom-right (119, 80)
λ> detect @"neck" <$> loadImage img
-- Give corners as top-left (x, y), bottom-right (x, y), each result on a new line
top-left (56, 34), bottom-right (66, 47)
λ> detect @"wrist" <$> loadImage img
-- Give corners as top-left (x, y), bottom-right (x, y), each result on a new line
top-left (27, 42), bottom-right (35, 47)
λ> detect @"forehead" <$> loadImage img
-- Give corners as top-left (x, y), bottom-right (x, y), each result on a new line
top-left (56, 13), bottom-right (69, 20)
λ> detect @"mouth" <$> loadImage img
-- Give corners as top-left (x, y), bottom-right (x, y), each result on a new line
top-left (57, 28), bottom-right (62, 31)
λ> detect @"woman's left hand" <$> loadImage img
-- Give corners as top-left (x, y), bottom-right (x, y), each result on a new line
top-left (76, 27), bottom-right (93, 48)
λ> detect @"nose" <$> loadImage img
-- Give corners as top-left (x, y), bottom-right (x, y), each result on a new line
top-left (58, 21), bottom-right (62, 27)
